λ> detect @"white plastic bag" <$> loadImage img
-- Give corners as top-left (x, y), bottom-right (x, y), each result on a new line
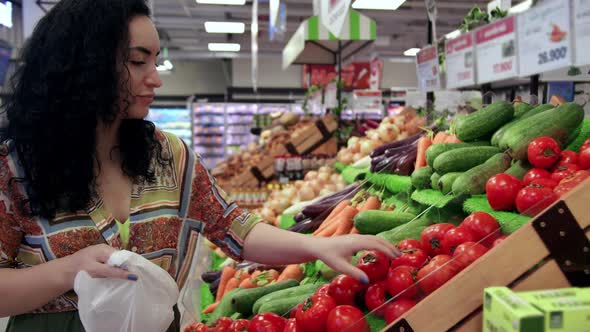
top-left (74, 250), bottom-right (180, 332)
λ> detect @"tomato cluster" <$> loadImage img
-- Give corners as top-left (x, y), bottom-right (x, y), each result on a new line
top-left (486, 137), bottom-right (590, 217)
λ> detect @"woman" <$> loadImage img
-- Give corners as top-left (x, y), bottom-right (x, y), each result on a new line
top-left (0, 0), bottom-right (397, 330)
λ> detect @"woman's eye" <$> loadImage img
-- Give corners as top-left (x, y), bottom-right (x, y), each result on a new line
top-left (130, 60), bottom-right (146, 65)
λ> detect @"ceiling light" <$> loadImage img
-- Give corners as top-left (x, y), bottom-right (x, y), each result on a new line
top-left (157, 60), bottom-right (174, 72)
top-left (196, 0), bottom-right (246, 5)
top-left (208, 43), bottom-right (241, 52)
top-left (205, 21), bottom-right (245, 33)
top-left (445, 29), bottom-right (461, 40)
top-left (352, 0), bottom-right (406, 10)
top-left (403, 48), bottom-right (420, 57)
top-left (508, 0), bottom-right (532, 14)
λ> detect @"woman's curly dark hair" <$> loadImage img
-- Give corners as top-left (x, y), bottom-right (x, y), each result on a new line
top-left (3, 0), bottom-right (169, 218)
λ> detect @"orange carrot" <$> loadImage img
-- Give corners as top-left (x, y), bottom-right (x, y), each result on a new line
top-left (277, 264), bottom-right (304, 282)
top-left (313, 200), bottom-right (350, 235)
top-left (223, 270), bottom-right (249, 297)
top-left (266, 269), bottom-right (280, 281)
top-left (327, 206), bottom-right (358, 237)
top-left (216, 266), bottom-right (236, 301)
top-left (443, 134), bottom-right (462, 143)
top-left (350, 227), bottom-right (360, 234)
top-left (415, 135), bottom-right (433, 169)
top-left (239, 270), bottom-right (261, 289)
top-left (202, 301), bottom-right (219, 314)
top-left (358, 196), bottom-right (381, 212)
top-left (432, 132), bottom-right (448, 144)
top-left (315, 219), bottom-right (341, 237)
top-left (332, 216), bottom-right (354, 236)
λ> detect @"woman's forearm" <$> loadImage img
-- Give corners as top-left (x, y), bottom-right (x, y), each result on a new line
top-left (242, 223), bottom-right (320, 265)
top-left (0, 257), bottom-right (74, 317)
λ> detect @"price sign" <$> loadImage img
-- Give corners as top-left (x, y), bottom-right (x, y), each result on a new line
top-left (574, 0), bottom-right (590, 66)
top-left (416, 45), bottom-right (441, 92)
top-left (475, 16), bottom-right (518, 84)
top-left (517, 0), bottom-right (572, 77)
top-left (445, 32), bottom-right (475, 88)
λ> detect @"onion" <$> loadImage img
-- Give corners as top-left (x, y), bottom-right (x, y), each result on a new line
top-left (368, 131), bottom-right (380, 142)
top-left (260, 207), bottom-right (276, 221)
top-left (330, 173), bottom-right (341, 183)
top-left (282, 187), bottom-right (297, 200)
top-left (347, 136), bottom-right (360, 148)
top-left (319, 188), bottom-right (334, 196)
top-left (325, 184), bottom-right (337, 192)
top-left (350, 142), bottom-right (361, 154)
top-left (340, 151), bottom-right (354, 165)
top-left (352, 153), bottom-right (363, 162)
top-left (294, 180), bottom-right (305, 189)
top-left (305, 170), bottom-right (318, 181)
top-left (317, 172), bottom-right (331, 183)
top-left (298, 187), bottom-right (315, 201)
top-left (377, 124), bottom-right (399, 142)
top-left (277, 198), bottom-right (291, 211)
top-left (318, 166), bottom-right (331, 174)
top-left (360, 139), bottom-right (374, 155)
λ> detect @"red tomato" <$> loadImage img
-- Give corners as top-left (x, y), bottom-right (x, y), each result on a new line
top-left (417, 255), bottom-right (459, 295)
top-left (551, 164), bottom-right (580, 183)
top-left (390, 248), bottom-right (429, 270)
top-left (452, 242), bottom-right (489, 270)
top-left (315, 284), bottom-right (331, 297)
top-left (290, 303), bottom-right (303, 319)
top-left (384, 299), bottom-right (417, 324)
top-left (282, 319), bottom-right (300, 332)
top-left (328, 275), bottom-right (364, 306)
top-left (364, 282), bottom-right (389, 317)
top-left (326, 305), bottom-right (369, 332)
top-left (528, 137), bottom-right (561, 169)
top-left (441, 227), bottom-right (477, 255)
top-left (420, 223), bottom-right (456, 256)
top-left (295, 295), bottom-right (336, 332)
top-left (558, 150), bottom-right (579, 166)
top-left (210, 318), bottom-right (233, 332)
top-left (185, 323), bottom-right (208, 332)
top-left (583, 138), bottom-right (590, 150)
top-left (523, 168), bottom-right (552, 186)
top-left (228, 319), bottom-right (250, 332)
top-left (385, 266), bottom-right (419, 299)
top-left (578, 148), bottom-right (590, 170)
top-left (396, 239), bottom-right (423, 251)
top-left (554, 170), bottom-right (590, 197)
top-left (460, 212), bottom-right (501, 248)
top-left (529, 178), bottom-right (558, 189)
top-left (486, 174), bottom-right (522, 211)
top-left (248, 313), bottom-right (286, 332)
top-left (356, 250), bottom-right (390, 283)
top-left (492, 235), bottom-right (508, 248)
top-left (515, 186), bottom-right (559, 217)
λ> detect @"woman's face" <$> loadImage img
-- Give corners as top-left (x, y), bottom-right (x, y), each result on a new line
top-left (121, 15), bottom-right (163, 119)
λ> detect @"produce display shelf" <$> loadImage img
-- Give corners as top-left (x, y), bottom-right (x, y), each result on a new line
top-left (194, 133), bottom-right (223, 137)
top-left (384, 179), bottom-right (590, 332)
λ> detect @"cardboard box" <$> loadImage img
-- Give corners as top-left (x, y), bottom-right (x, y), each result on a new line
top-left (518, 288), bottom-right (590, 332)
top-left (483, 287), bottom-right (545, 332)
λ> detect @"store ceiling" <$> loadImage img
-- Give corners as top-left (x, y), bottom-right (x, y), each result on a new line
top-left (39, 0), bottom-right (492, 61)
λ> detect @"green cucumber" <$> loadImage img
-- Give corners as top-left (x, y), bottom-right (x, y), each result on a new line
top-left (353, 210), bottom-right (417, 235)
top-left (231, 279), bottom-right (299, 315)
top-left (566, 119), bottom-right (590, 151)
top-left (500, 103), bottom-right (585, 160)
top-left (422, 207), bottom-right (465, 226)
top-left (492, 104), bottom-right (555, 147)
top-left (431, 173), bottom-right (441, 190)
top-left (437, 172), bottom-right (464, 194)
top-left (452, 153), bottom-right (512, 196)
top-left (454, 101), bottom-right (514, 141)
top-left (253, 283), bottom-right (321, 314)
top-left (513, 102), bottom-right (534, 118)
top-left (425, 141), bottom-right (490, 167)
top-left (208, 288), bottom-right (241, 323)
top-left (411, 166), bottom-right (434, 189)
top-left (376, 217), bottom-right (432, 245)
top-left (505, 160), bottom-right (532, 180)
top-left (258, 294), bottom-right (313, 316)
top-left (433, 147), bottom-right (501, 174)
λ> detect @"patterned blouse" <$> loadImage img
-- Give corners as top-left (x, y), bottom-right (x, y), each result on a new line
top-left (0, 130), bottom-right (260, 314)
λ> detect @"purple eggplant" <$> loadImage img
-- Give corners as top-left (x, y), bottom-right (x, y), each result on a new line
top-left (365, 120), bottom-right (380, 129)
top-left (392, 148), bottom-right (418, 176)
top-left (302, 184), bottom-right (361, 217)
top-left (294, 211), bottom-right (307, 223)
top-left (201, 270), bottom-right (222, 283)
top-left (369, 132), bottom-right (423, 158)
top-left (209, 277), bottom-right (220, 294)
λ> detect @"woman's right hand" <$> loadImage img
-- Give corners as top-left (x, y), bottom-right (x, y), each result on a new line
top-left (63, 244), bottom-right (137, 288)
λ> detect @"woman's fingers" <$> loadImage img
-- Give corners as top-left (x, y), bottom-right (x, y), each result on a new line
top-left (92, 263), bottom-right (138, 281)
top-left (325, 257), bottom-right (369, 284)
top-left (353, 235), bottom-right (401, 258)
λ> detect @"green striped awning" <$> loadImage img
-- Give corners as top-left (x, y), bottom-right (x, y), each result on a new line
top-left (283, 10), bottom-right (377, 69)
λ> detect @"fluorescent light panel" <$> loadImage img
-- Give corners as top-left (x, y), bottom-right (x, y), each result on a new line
top-left (208, 43), bottom-right (241, 52)
top-left (509, 0), bottom-right (532, 14)
top-left (445, 29), bottom-right (461, 39)
top-left (205, 21), bottom-right (245, 33)
top-left (403, 48), bottom-right (420, 57)
top-left (196, 0), bottom-right (246, 5)
top-left (352, 0), bottom-right (406, 10)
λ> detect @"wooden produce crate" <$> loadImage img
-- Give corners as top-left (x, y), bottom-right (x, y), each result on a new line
top-left (383, 179), bottom-right (590, 332)
top-left (250, 155), bottom-right (275, 184)
top-left (286, 115), bottom-right (338, 155)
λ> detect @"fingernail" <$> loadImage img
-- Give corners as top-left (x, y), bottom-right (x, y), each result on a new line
top-left (128, 274), bottom-right (138, 281)
top-left (360, 276), bottom-right (369, 285)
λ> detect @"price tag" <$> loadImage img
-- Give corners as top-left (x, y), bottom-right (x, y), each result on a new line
top-left (517, 0), bottom-right (572, 77)
top-left (416, 45), bottom-right (441, 92)
top-left (475, 16), bottom-right (518, 84)
top-left (574, 0), bottom-right (590, 66)
top-left (445, 32), bottom-right (475, 88)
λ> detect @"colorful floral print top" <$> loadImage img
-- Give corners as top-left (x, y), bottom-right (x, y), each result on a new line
top-left (0, 130), bottom-right (260, 314)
